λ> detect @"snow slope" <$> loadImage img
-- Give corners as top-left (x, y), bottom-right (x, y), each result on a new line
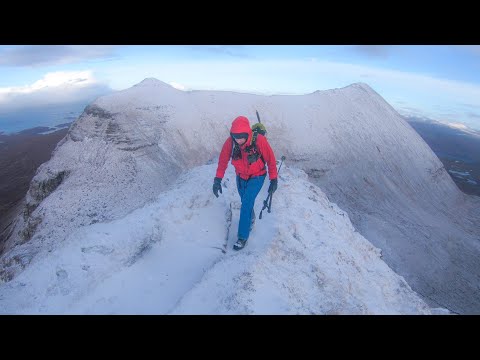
top-left (0, 164), bottom-right (431, 314)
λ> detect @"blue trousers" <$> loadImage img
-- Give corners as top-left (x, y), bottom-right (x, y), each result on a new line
top-left (236, 174), bottom-right (266, 241)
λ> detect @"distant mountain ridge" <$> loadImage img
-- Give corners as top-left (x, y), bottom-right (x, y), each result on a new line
top-left (1, 78), bottom-right (479, 313)
top-left (405, 116), bottom-right (480, 197)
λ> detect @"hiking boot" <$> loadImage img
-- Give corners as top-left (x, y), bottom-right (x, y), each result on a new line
top-left (233, 238), bottom-right (247, 251)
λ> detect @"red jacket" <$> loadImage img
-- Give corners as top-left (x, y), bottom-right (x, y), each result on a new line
top-left (215, 116), bottom-right (278, 181)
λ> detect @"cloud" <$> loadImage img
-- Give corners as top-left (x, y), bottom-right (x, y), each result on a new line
top-left (0, 46), bottom-right (121, 67)
top-left (0, 70), bottom-right (112, 111)
top-left (396, 105), bottom-right (430, 118)
top-left (446, 122), bottom-right (468, 130)
top-left (169, 82), bottom-right (187, 90)
top-left (185, 45), bottom-right (249, 58)
top-left (352, 45), bottom-right (392, 58)
top-left (458, 45), bottom-right (480, 56)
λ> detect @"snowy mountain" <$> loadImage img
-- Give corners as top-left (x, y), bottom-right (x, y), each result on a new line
top-left (1, 78), bottom-right (478, 314)
top-left (0, 164), bottom-right (432, 314)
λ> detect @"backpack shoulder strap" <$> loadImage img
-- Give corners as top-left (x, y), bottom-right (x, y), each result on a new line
top-left (250, 130), bottom-right (258, 147)
top-left (251, 132), bottom-right (266, 165)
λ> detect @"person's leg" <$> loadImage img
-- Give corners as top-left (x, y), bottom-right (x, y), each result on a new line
top-left (236, 175), bottom-right (245, 199)
top-left (237, 175), bottom-right (266, 241)
top-left (236, 175), bottom-right (247, 237)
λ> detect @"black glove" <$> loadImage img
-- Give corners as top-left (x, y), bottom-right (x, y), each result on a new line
top-left (268, 178), bottom-right (278, 194)
top-left (213, 177), bottom-right (222, 198)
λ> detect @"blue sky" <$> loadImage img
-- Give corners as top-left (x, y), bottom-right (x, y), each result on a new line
top-left (1, 45), bottom-right (480, 133)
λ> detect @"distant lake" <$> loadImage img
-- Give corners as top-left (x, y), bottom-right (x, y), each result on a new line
top-left (435, 151), bottom-right (474, 164)
top-left (0, 102), bottom-right (86, 134)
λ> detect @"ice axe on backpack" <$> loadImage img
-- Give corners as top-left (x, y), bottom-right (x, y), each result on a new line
top-left (259, 155), bottom-right (286, 219)
top-left (252, 110), bottom-right (267, 137)
top-left (256, 110), bottom-right (261, 123)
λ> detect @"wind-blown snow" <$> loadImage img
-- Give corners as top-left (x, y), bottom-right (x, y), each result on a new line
top-left (1, 78), bottom-right (478, 314)
top-left (0, 164), bottom-right (431, 314)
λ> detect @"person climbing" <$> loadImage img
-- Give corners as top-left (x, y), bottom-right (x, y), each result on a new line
top-left (212, 115), bottom-right (278, 250)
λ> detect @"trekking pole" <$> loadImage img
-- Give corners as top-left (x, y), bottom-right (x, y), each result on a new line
top-left (277, 155), bottom-right (285, 173)
top-left (259, 192), bottom-right (271, 219)
top-left (259, 155), bottom-right (286, 219)
top-left (267, 189), bottom-right (273, 213)
top-left (267, 156), bottom-right (285, 214)
top-left (256, 110), bottom-right (261, 123)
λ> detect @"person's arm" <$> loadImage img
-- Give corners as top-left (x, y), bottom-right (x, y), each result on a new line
top-left (215, 137), bottom-right (233, 179)
top-left (257, 135), bottom-right (277, 180)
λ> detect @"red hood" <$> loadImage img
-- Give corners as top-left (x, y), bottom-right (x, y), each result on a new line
top-left (230, 116), bottom-right (252, 144)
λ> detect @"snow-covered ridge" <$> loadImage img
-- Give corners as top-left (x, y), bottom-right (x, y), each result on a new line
top-left (1, 78), bottom-right (478, 314)
top-left (0, 164), bottom-right (432, 314)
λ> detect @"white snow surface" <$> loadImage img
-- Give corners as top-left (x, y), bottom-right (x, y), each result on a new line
top-left (1, 78), bottom-right (478, 314)
top-left (0, 164), bottom-right (431, 314)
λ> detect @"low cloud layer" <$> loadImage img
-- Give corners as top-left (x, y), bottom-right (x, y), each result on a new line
top-left (169, 82), bottom-right (187, 90)
top-left (0, 71), bottom-right (112, 112)
top-left (0, 46), bottom-right (121, 67)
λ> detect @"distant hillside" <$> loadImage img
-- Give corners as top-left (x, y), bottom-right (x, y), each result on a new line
top-left (406, 117), bottom-right (480, 197)
top-left (0, 128), bottom-right (68, 251)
